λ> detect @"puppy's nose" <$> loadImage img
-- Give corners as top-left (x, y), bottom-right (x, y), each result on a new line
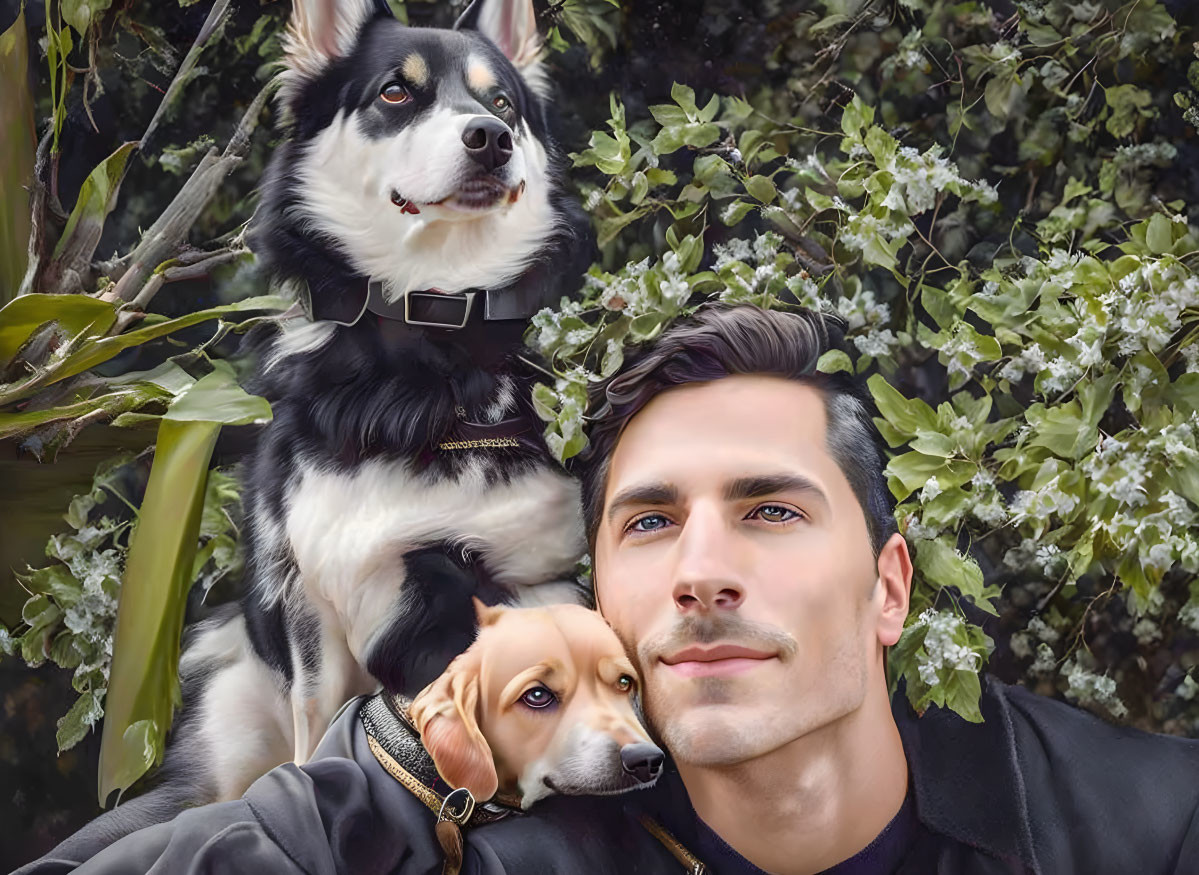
top-left (462, 117), bottom-right (513, 172)
top-left (620, 742), bottom-right (664, 784)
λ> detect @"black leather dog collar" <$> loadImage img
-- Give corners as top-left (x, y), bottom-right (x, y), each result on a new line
top-left (306, 276), bottom-right (548, 331)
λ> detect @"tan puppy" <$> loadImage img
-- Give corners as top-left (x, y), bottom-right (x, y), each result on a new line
top-left (409, 600), bottom-right (664, 809)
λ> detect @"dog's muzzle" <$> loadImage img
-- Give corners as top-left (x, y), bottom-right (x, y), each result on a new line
top-left (620, 742), bottom-right (665, 784)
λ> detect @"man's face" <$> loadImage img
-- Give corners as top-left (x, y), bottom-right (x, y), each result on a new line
top-left (593, 375), bottom-right (907, 767)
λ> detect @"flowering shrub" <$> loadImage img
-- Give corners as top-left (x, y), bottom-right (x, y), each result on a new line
top-left (530, 0), bottom-right (1199, 727)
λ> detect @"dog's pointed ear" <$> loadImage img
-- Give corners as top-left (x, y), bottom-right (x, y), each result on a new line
top-left (410, 656), bottom-right (499, 801)
top-left (284, 0), bottom-right (382, 76)
top-left (454, 0), bottom-right (542, 71)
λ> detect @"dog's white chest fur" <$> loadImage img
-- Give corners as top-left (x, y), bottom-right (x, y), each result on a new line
top-left (284, 457), bottom-right (585, 657)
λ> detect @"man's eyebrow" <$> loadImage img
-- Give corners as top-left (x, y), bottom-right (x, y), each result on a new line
top-left (605, 482), bottom-right (678, 525)
top-left (723, 474), bottom-right (830, 508)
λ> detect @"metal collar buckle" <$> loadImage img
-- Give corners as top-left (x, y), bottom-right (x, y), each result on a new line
top-left (438, 787), bottom-right (477, 825)
top-left (365, 281), bottom-right (478, 330)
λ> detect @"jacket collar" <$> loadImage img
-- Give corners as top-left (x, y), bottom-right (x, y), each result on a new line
top-left (892, 677), bottom-right (1039, 870)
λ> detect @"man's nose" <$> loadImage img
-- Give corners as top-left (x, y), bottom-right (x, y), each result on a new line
top-left (462, 116), bottom-right (513, 171)
top-left (671, 505), bottom-right (745, 613)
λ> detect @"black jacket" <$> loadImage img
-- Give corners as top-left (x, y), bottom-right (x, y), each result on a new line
top-left (16, 678), bottom-right (1199, 874)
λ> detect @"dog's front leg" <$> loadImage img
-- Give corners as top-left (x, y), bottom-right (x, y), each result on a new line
top-left (288, 600), bottom-right (376, 765)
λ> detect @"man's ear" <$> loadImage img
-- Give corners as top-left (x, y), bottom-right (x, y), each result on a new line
top-left (284, 0), bottom-right (380, 77)
top-left (455, 0), bottom-right (542, 72)
top-left (875, 533), bottom-right (913, 647)
top-left (410, 656), bottom-right (499, 801)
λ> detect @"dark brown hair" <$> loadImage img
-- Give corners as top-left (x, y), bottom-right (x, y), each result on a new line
top-left (573, 304), bottom-right (897, 554)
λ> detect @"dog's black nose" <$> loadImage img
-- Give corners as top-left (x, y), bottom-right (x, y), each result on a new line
top-left (462, 116), bottom-right (513, 171)
top-left (620, 742), bottom-right (664, 784)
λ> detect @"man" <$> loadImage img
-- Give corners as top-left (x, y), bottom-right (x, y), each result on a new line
top-left (19, 304), bottom-right (1199, 874)
top-left (577, 304), bottom-right (1199, 873)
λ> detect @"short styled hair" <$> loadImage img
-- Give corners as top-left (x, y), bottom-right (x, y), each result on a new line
top-left (575, 304), bottom-right (897, 555)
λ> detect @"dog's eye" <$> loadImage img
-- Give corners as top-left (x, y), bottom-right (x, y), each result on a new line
top-left (616, 675), bottom-right (635, 693)
top-left (492, 95), bottom-right (510, 111)
top-left (380, 83), bottom-right (411, 104)
top-left (520, 686), bottom-right (557, 709)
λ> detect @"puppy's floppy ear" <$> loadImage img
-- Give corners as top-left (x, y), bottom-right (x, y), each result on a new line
top-left (454, 0), bottom-right (542, 71)
top-left (472, 596), bottom-right (505, 628)
top-left (284, 0), bottom-right (381, 77)
top-left (410, 655), bottom-right (499, 801)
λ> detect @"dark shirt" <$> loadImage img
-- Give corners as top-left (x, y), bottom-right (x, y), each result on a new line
top-left (691, 793), bottom-right (921, 875)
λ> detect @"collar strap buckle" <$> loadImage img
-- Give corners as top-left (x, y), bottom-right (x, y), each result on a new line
top-left (366, 281), bottom-right (478, 330)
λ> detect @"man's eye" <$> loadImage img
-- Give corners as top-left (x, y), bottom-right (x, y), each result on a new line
top-left (520, 686), bottom-right (557, 709)
top-left (628, 513), bottom-right (671, 534)
top-left (749, 504), bottom-right (800, 523)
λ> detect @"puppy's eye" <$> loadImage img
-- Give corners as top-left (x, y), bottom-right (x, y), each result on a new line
top-left (520, 686), bottom-right (557, 709)
top-left (616, 675), bottom-right (635, 693)
top-left (492, 95), bottom-right (510, 111)
top-left (380, 83), bottom-right (411, 104)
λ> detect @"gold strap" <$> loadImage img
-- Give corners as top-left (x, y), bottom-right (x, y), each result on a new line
top-left (367, 733), bottom-right (445, 815)
top-left (437, 437), bottom-right (520, 451)
top-left (638, 814), bottom-right (707, 874)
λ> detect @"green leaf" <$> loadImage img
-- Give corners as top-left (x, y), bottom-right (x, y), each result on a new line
top-left (816, 349), bottom-right (852, 374)
top-left (943, 667), bottom-right (984, 723)
top-left (531, 383), bottom-right (558, 422)
top-left (57, 688), bottom-right (105, 751)
top-left (0, 294), bottom-right (117, 367)
top-left (745, 175), bottom-right (777, 204)
top-left (0, 296), bottom-right (288, 406)
top-left (0, 9), bottom-right (35, 302)
top-left (916, 538), bottom-right (999, 616)
top-left (868, 374), bottom-right (938, 441)
top-left (60, 0), bottom-right (113, 37)
top-left (670, 82), bottom-right (699, 117)
top-left (1145, 213), bottom-right (1174, 255)
top-left (52, 142), bottom-right (137, 261)
top-left (162, 361), bottom-right (272, 426)
top-left (97, 413), bottom-right (222, 804)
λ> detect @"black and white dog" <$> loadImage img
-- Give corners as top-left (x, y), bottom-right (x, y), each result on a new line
top-left (174, 0), bottom-right (593, 804)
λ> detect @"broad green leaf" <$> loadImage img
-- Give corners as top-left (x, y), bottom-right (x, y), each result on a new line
top-left (162, 361), bottom-right (272, 426)
top-left (98, 417), bottom-right (221, 805)
top-left (0, 294), bottom-right (117, 366)
top-left (0, 9), bottom-right (35, 303)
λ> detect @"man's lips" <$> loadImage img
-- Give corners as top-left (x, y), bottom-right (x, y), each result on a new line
top-left (660, 644), bottom-right (776, 678)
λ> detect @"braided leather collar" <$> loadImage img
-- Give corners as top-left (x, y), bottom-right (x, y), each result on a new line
top-left (359, 693), bottom-right (521, 826)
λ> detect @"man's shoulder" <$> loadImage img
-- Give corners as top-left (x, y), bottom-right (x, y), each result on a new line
top-left (992, 677), bottom-right (1199, 786)
top-left (902, 676), bottom-right (1199, 873)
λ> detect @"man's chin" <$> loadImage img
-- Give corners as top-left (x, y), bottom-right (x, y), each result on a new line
top-left (655, 707), bottom-right (774, 767)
